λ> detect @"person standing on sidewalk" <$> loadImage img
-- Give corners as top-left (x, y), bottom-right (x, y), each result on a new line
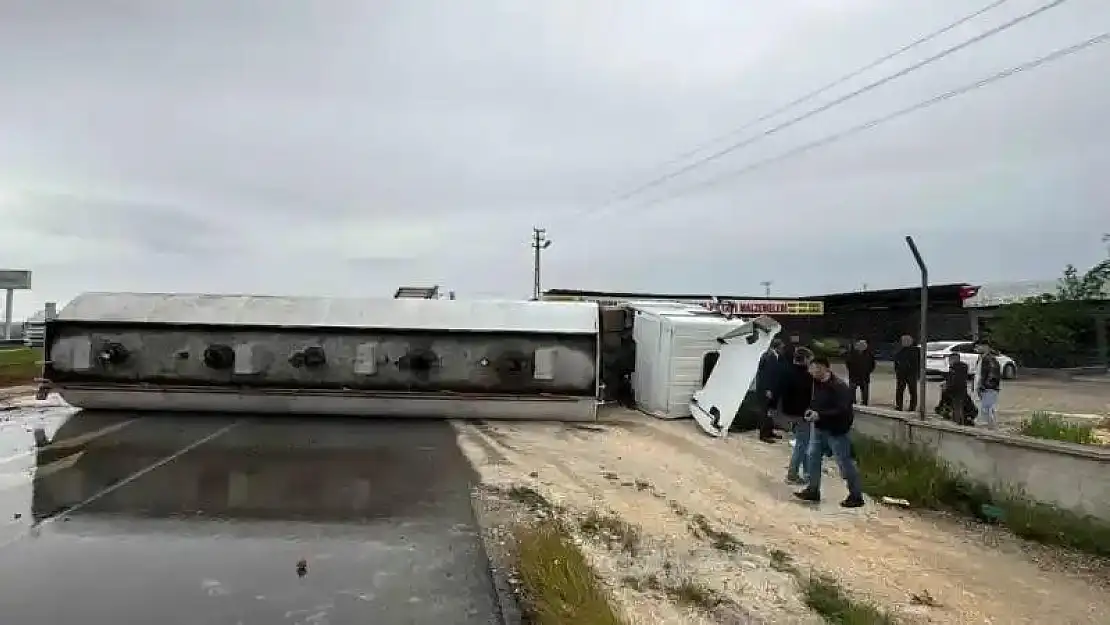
top-left (778, 347), bottom-right (815, 485)
top-left (973, 339), bottom-right (1003, 428)
top-left (793, 356), bottom-right (865, 508)
top-left (845, 339), bottom-right (876, 406)
top-left (893, 334), bottom-right (921, 412)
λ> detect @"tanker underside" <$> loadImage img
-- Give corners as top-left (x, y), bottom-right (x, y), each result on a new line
top-left (44, 324), bottom-right (600, 420)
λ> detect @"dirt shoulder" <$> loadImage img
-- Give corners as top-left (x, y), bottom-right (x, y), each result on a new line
top-left (456, 410), bottom-right (1110, 624)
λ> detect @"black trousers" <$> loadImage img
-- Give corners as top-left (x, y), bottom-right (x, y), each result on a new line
top-left (895, 376), bottom-right (919, 411)
top-left (849, 378), bottom-right (870, 405)
top-left (758, 395), bottom-right (777, 438)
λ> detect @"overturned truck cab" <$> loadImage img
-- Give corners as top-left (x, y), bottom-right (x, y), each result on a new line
top-left (690, 315), bottom-right (782, 438)
top-left (39, 292), bottom-right (601, 420)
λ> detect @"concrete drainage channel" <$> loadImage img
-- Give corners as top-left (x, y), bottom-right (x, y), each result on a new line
top-left (0, 404), bottom-right (520, 625)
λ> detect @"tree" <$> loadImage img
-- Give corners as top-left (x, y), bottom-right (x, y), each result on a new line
top-left (988, 238), bottom-right (1108, 367)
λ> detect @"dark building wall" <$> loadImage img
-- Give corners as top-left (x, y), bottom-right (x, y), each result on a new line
top-left (778, 285), bottom-right (974, 359)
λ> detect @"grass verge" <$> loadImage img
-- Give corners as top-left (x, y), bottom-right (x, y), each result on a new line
top-left (801, 572), bottom-right (896, 625)
top-left (1018, 411), bottom-right (1097, 445)
top-left (0, 347), bottom-right (41, 386)
top-left (515, 520), bottom-right (626, 625)
top-left (852, 435), bottom-right (1110, 558)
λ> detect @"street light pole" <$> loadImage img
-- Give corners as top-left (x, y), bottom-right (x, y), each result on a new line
top-left (905, 236), bottom-right (928, 422)
top-left (531, 227), bottom-right (551, 301)
top-left (760, 281), bottom-right (772, 297)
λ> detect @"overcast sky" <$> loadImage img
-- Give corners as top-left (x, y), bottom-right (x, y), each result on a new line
top-left (2, 0), bottom-right (1108, 319)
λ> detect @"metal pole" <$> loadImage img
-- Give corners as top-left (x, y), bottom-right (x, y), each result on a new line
top-left (760, 281), bottom-right (772, 297)
top-left (532, 228), bottom-right (542, 300)
top-left (905, 236), bottom-right (928, 421)
top-left (3, 289), bottom-right (13, 340)
top-left (531, 227), bottom-right (550, 301)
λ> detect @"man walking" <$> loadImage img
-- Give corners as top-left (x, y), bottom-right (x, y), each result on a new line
top-left (754, 338), bottom-right (784, 443)
top-left (893, 334), bottom-right (921, 412)
top-left (778, 347), bottom-right (815, 485)
top-left (793, 356), bottom-right (865, 508)
top-left (973, 339), bottom-right (1002, 429)
top-left (845, 339), bottom-right (876, 406)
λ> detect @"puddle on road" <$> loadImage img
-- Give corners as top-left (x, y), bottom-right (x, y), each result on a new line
top-left (0, 409), bottom-right (501, 624)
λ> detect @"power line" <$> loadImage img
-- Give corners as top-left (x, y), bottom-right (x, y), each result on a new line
top-left (592, 0), bottom-right (1072, 215)
top-left (619, 32), bottom-right (1110, 213)
top-left (655, 0), bottom-right (1015, 170)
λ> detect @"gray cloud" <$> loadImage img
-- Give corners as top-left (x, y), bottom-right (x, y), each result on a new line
top-left (1, 0), bottom-right (1108, 319)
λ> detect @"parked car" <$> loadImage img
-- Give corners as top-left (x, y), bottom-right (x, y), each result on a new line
top-left (924, 341), bottom-right (1017, 379)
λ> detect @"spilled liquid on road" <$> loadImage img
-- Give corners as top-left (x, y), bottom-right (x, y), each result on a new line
top-left (1, 407), bottom-right (502, 624)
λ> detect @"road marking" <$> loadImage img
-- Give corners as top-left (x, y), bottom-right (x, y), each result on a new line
top-left (0, 417), bottom-right (140, 466)
top-left (0, 418), bottom-right (245, 550)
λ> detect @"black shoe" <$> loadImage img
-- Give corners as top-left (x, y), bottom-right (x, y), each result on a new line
top-left (759, 436), bottom-right (777, 443)
top-left (840, 495), bottom-right (865, 508)
top-left (793, 489), bottom-right (820, 503)
top-left (785, 475), bottom-right (806, 486)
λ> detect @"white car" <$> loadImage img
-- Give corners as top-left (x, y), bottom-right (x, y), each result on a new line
top-left (924, 341), bottom-right (1017, 380)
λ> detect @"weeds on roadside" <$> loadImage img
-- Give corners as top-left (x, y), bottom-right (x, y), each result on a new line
top-left (578, 510), bottom-right (642, 555)
top-left (515, 520), bottom-right (626, 625)
top-left (801, 572), bottom-right (896, 625)
top-left (1019, 411), bottom-right (1097, 445)
top-left (768, 548), bottom-right (795, 573)
top-left (505, 485), bottom-right (554, 514)
top-left (852, 435), bottom-right (1110, 558)
top-left (621, 572), bottom-right (723, 611)
top-left (687, 514), bottom-right (743, 552)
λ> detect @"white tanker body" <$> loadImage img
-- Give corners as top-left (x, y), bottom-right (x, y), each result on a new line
top-left (40, 292), bottom-right (601, 420)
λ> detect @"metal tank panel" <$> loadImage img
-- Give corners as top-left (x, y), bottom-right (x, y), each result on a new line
top-left (44, 293), bottom-right (601, 419)
top-left (55, 292), bottom-right (600, 334)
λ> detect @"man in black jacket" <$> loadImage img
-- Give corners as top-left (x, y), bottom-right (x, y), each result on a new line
top-left (845, 339), bottom-right (876, 406)
top-left (893, 334), bottom-right (921, 412)
top-left (781, 333), bottom-right (802, 364)
top-left (941, 353), bottom-right (973, 425)
top-left (794, 356), bottom-right (865, 508)
top-left (778, 347), bottom-right (815, 485)
top-left (754, 338), bottom-right (784, 443)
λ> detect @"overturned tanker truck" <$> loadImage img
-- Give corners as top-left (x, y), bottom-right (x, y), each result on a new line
top-left (38, 292), bottom-right (603, 420)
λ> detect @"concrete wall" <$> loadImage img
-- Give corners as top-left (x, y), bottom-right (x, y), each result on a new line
top-left (854, 406), bottom-right (1110, 522)
top-left (46, 326), bottom-right (598, 396)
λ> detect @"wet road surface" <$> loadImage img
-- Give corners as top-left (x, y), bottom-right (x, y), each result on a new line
top-left (0, 402), bottom-right (502, 624)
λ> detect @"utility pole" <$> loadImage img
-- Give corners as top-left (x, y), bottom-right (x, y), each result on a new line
top-left (531, 227), bottom-right (551, 301)
top-left (759, 281), bottom-right (772, 297)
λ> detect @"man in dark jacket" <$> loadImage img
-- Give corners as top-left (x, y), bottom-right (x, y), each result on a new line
top-left (794, 356), bottom-right (864, 508)
top-left (893, 334), bottom-right (921, 412)
top-left (781, 333), bottom-right (802, 364)
top-left (778, 347), bottom-right (815, 485)
top-left (845, 339), bottom-right (876, 406)
top-left (754, 339), bottom-right (784, 443)
top-left (941, 353), bottom-right (973, 425)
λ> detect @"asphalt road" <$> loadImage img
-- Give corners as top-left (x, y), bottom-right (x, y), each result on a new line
top-left (0, 405), bottom-right (503, 625)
